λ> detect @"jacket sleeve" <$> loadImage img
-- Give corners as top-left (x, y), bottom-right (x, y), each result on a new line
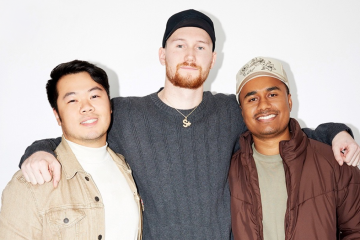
top-left (336, 165), bottom-right (360, 239)
top-left (18, 137), bottom-right (62, 168)
top-left (0, 172), bottom-right (42, 239)
top-left (302, 122), bottom-right (353, 146)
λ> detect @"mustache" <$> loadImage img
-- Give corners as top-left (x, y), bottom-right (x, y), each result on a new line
top-left (177, 62), bottom-right (199, 69)
top-left (254, 110), bottom-right (279, 119)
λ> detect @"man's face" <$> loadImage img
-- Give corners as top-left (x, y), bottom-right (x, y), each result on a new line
top-left (159, 27), bottom-right (216, 89)
top-left (239, 76), bottom-right (292, 140)
top-left (54, 72), bottom-right (112, 147)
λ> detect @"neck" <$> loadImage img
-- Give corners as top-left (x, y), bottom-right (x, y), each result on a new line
top-left (252, 130), bottom-right (291, 155)
top-left (63, 135), bottom-right (107, 148)
top-left (158, 79), bottom-right (204, 109)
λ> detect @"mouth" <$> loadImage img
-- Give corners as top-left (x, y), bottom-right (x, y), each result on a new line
top-left (81, 118), bottom-right (98, 125)
top-left (255, 113), bottom-right (278, 122)
top-left (178, 62), bottom-right (199, 71)
top-left (257, 114), bottom-right (276, 120)
top-left (180, 66), bottom-right (198, 70)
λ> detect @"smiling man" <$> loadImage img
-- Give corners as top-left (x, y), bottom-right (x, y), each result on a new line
top-left (229, 57), bottom-right (360, 240)
top-left (0, 60), bottom-right (142, 240)
top-left (16, 10), bottom-right (360, 240)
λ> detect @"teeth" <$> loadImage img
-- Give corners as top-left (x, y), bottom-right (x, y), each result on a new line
top-left (82, 119), bottom-right (97, 124)
top-left (258, 114), bottom-right (275, 120)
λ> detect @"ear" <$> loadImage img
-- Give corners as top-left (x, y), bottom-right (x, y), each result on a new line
top-left (53, 109), bottom-right (61, 126)
top-left (159, 47), bottom-right (166, 66)
top-left (288, 93), bottom-right (292, 111)
top-left (210, 51), bottom-right (217, 69)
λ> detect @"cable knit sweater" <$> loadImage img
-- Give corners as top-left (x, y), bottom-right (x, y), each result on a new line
top-left (20, 90), bottom-right (351, 240)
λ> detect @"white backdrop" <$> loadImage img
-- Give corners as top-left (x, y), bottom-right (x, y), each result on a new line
top-left (1, 0), bottom-right (359, 195)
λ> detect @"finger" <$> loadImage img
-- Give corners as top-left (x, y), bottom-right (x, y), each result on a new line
top-left (50, 162), bottom-right (61, 188)
top-left (26, 167), bottom-right (39, 185)
top-left (344, 145), bottom-right (356, 166)
top-left (332, 145), bottom-right (344, 166)
top-left (21, 168), bottom-right (31, 183)
top-left (37, 159), bottom-right (53, 182)
top-left (33, 170), bottom-right (45, 185)
top-left (351, 149), bottom-right (360, 167)
top-left (40, 168), bottom-right (53, 183)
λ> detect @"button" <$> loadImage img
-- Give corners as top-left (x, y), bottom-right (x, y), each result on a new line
top-left (95, 196), bottom-right (100, 202)
top-left (98, 235), bottom-right (102, 239)
top-left (63, 218), bottom-right (69, 223)
top-left (85, 176), bottom-right (89, 181)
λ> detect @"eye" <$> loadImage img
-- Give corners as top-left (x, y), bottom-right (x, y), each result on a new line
top-left (269, 93), bottom-right (277, 97)
top-left (177, 45), bottom-right (183, 48)
top-left (248, 97), bottom-right (257, 102)
top-left (197, 46), bottom-right (204, 50)
top-left (91, 95), bottom-right (100, 99)
top-left (67, 99), bottom-right (76, 104)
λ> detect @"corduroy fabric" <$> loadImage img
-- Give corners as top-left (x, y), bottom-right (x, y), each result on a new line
top-left (19, 90), bottom-right (353, 239)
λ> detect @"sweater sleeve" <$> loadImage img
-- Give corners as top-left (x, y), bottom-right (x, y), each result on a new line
top-left (336, 165), bottom-right (360, 239)
top-left (302, 123), bottom-right (353, 146)
top-left (19, 137), bottom-right (62, 168)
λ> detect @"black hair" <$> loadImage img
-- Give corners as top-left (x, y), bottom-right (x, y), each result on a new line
top-left (46, 60), bottom-right (110, 113)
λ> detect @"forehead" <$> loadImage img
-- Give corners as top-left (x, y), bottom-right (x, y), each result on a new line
top-left (57, 72), bottom-right (100, 94)
top-left (168, 26), bottom-right (212, 43)
top-left (241, 76), bottom-right (286, 93)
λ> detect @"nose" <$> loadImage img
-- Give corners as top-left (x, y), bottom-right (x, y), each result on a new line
top-left (80, 100), bottom-right (94, 113)
top-left (258, 97), bottom-right (271, 111)
top-left (184, 48), bottom-right (195, 63)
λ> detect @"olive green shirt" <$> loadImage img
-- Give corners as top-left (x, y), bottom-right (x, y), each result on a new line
top-left (253, 144), bottom-right (287, 240)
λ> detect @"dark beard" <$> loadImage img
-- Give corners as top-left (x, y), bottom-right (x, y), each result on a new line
top-left (166, 62), bottom-right (210, 89)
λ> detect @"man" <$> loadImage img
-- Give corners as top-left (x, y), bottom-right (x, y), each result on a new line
top-left (229, 57), bottom-right (360, 240)
top-left (19, 10), bottom-right (360, 239)
top-left (0, 60), bottom-right (142, 239)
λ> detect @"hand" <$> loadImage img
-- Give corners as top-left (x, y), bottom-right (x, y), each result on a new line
top-left (332, 131), bottom-right (360, 167)
top-left (21, 151), bottom-right (61, 187)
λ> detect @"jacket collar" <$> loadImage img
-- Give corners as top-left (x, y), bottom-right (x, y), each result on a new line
top-left (239, 118), bottom-right (307, 162)
top-left (54, 136), bottom-right (128, 180)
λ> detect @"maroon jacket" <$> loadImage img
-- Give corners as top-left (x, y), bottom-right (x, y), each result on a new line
top-left (229, 118), bottom-right (360, 240)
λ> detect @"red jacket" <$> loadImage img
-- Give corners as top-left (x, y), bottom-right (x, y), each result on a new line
top-left (229, 118), bottom-right (360, 240)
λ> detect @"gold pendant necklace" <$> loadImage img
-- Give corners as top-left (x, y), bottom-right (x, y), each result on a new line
top-left (175, 106), bottom-right (199, 127)
top-left (164, 96), bottom-right (201, 128)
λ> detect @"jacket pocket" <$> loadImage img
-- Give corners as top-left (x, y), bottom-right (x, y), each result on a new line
top-left (46, 208), bottom-right (86, 240)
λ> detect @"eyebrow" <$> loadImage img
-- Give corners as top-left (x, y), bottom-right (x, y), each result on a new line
top-left (171, 38), bottom-right (210, 45)
top-left (242, 86), bottom-right (281, 100)
top-left (62, 86), bottom-right (103, 100)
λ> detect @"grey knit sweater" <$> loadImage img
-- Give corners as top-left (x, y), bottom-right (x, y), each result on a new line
top-left (20, 90), bottom-right (351, 240)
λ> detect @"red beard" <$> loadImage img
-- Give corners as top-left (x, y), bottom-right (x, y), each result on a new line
top-left (166, 62), bottom-right (210, 89)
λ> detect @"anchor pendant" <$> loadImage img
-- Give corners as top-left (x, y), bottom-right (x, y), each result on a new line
top-left (183, 118), bottom-right (191, 128)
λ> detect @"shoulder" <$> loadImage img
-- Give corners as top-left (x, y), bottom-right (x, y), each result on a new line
top-left (308, 139), bottom-right (335, 161)
top-left (1, 170), bottom-right (40, 204)
top-left (111, 93), bottom-right (156, 111)
top-left (204, 92), bottom-right (240, 111)
top-left (308, 139), bottom-right (360, 184)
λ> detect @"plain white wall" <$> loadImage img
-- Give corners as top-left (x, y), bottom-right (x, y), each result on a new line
top-left (1, 1), bottom-right (359, 196)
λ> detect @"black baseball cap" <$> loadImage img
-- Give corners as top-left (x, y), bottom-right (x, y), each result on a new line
top-left (162, 9), bottom-right (216, 51)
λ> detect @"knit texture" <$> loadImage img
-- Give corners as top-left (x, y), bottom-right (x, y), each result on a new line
top-left (107, 91), bottom-right (244, 239)
top-left (19, 90), bottom-right (352, 239)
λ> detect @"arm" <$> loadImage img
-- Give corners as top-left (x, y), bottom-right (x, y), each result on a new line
top-left (336, 167), bottom-right (360, 239)
top-left (0, 172), bottom-right (42, 239)
top-left (302, 122), bottom-right (360, 166)
top-left (19, 137), bottom-right (61, 167)
top-left (19, 137), bottom-right (62, 187)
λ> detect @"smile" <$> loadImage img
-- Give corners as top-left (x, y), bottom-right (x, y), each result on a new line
top-left (81, 118), bottom-right (98, 124)
top-left (257, 114), bottom-right (276, 120)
